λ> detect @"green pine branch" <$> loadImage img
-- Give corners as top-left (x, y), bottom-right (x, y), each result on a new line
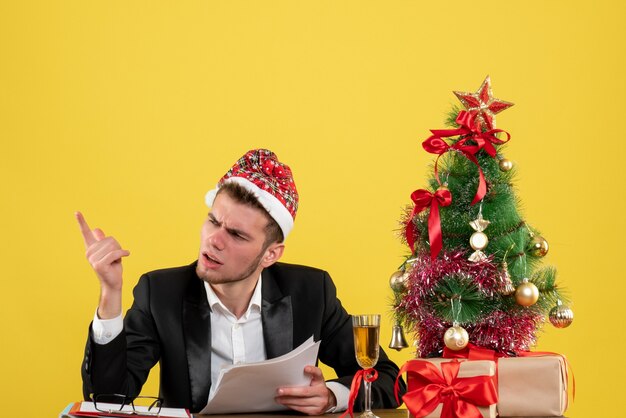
top-left (428, 275), bottom-right (498, 324)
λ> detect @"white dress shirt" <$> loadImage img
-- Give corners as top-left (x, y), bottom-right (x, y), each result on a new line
top-left (91, 275), bottom-right (348, 411)
top-left (204, 277), bottom-right (266, 394)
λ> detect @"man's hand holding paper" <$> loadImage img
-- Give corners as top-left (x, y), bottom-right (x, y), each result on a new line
top-left (275, 365), bottom-right (338, 415)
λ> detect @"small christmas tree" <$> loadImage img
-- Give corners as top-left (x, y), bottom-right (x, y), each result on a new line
top-left (390, 77), bottom-right (574, 357)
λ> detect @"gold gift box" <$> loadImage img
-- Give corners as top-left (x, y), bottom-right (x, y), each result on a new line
top-left (496, 355), bottom-right (568, 417)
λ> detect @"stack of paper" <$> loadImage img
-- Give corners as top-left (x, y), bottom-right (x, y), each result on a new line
top-left (200, 336), bottom-right (321, 414)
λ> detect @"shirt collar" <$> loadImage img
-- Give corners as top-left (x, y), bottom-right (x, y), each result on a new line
top-left (204, 274), bottom-right (263, 319)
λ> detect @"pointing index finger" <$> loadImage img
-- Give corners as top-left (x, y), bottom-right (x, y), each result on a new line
top-left (75, 211), bottom-right (97, 247)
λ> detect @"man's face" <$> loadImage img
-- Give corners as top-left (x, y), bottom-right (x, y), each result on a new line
top-left (196, 191), bottom-right (283, 286)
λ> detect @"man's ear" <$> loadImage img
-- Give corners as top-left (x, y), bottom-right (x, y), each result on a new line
top-left (261, 242), bottom-right (285, 267)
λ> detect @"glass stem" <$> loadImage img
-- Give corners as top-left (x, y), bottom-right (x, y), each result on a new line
top-left (364, 377), bottom-right (373, 414)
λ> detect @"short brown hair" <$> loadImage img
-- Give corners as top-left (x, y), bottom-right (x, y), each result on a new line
top-left (216, 182), bottom-right (285, 245)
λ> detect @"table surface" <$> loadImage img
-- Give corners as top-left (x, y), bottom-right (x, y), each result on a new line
top-left (193, 408), bottom-right (565, 418)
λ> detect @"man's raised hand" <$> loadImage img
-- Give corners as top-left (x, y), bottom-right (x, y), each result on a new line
top-left (76, 211), bottom-right (129, 319)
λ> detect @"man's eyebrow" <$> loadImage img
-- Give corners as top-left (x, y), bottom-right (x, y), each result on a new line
top-left (226, 225), bottom-right (251, 239)
top-left (209, 213), bottom-right (251, 239)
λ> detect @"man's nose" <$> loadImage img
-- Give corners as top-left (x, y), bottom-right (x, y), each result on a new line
top-left (207, 228), bottom-right (226, 251)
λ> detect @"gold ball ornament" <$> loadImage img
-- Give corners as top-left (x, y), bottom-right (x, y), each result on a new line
top-left (528, 235), bottom-right (549, 257)
top-left (499, 158), bottom-right (513, 171)
top-left (389, 270), bottom-right (409, 292)
top-left (515, 278), bottom-right (539, 306)
top-left (549, 301), bottom-right (574, 328)
top-left (443, 324), bottom-right (469, 351)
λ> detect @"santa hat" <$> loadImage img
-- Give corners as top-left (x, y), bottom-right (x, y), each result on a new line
top-left (205, 149), bottom-right (299, 239)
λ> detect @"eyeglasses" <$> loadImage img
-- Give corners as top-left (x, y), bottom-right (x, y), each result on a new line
top-left (90, 394), bottom-right (163, 416)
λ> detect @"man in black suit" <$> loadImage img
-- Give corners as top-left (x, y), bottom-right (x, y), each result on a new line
top-left (78, 149), bottom-right (404, 414)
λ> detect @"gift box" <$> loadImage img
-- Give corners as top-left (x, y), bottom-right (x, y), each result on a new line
top-left (401, 358), bottom-right (498, 418)
top-left (497, 355), bottom-right (568, 417)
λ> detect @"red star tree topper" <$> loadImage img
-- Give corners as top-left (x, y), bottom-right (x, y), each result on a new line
top-left (453, 75), bottom-right (514, 129)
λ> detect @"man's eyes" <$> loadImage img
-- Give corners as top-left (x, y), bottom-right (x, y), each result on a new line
top-left (229, 231), bottom-right (247, 240)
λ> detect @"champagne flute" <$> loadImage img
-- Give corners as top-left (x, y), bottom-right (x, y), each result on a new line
top-left (352, 314), bottom-right (380, 418)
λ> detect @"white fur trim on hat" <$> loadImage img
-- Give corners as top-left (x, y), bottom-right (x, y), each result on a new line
top-left (205, 176), bottom-right (294, 239)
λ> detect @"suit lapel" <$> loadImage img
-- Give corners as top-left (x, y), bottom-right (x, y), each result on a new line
top-left (261, 269), bottom-right (293, 358)
top-left (183, 276), bottom-right (212, 412)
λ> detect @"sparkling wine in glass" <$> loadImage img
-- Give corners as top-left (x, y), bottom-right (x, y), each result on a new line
top-left (353, 314), bottom-right (380, 418)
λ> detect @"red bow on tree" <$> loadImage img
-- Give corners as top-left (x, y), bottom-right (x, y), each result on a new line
top-left (422, 111), bottom-right (511, 205)
top-left (405, 187), bottom-right (452, 260)
top-left (394, 359), bottom-right (498, 418)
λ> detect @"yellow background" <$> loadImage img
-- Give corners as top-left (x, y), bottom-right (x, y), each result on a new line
top-left (1, 1), bottom-right (624, 417)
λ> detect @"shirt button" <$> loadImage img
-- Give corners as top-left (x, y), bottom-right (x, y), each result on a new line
top-left (105, 332), bottom-right (112, 338)
top-left (233, 324), bottom-right (239, 329)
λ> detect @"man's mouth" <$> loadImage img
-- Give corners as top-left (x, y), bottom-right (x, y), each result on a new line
top-left (202, 252), bottom-right (223, 265)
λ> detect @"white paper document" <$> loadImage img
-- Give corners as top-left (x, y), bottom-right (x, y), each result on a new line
top-left (199, 336), bottom-right (321, 415)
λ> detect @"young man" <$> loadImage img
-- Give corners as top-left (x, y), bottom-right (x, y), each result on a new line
top-left (78, 149), bottom-right (404, 414)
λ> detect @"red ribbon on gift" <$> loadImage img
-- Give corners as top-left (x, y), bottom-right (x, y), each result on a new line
top-left (394, 359), bottom-right (498, 418)
top-left (422, 111), bottom-right (511, 205)
top-left (405, 188), bottom-right (452, 260)
top-left (443, 343), bottom-right (506, 388)
top-left (340, 368), bottom-right (379, 418)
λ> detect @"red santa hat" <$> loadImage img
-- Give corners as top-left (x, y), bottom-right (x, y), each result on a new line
top-left (205, 149), bottom-right (299, 238)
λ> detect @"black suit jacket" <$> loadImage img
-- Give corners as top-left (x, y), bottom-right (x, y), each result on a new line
top-left (82, 262), bottom-right (405, 413)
